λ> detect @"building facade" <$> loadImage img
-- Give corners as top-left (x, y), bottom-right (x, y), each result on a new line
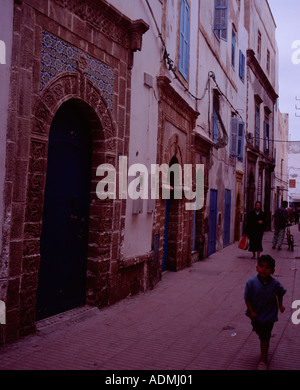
top-left (243, 0), bottom-right (278, 231)
top-left (274, 111), bottom-right (289, 212)
top-left (194, 0), bottom-right (248, 255)
top-left (288, 141), bottom-right (300, 206)
top-left (0, 0), bottom-right (282, 344)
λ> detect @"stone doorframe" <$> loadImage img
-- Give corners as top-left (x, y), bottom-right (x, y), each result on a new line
top-left (151, 76), bottom-right (199, 280)
top-left (7, 72), bottom-right (122, 339)
top-left (162, 135), bottom-right (184, 272)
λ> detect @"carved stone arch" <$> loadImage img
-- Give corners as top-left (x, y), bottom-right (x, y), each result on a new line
top-left (26, 71), bottom-right (119, 234)
top-left (32, 72), bottom-right (117, 145)
top-left (164, 133), bottom-right (184, 167)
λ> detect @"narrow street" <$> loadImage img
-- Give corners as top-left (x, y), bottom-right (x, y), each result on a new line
top-left (1, 225), bottom-right (300, 372)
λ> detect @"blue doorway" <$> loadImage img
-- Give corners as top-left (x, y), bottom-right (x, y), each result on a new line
top-left (223, 189), bottom-right (231, 247)
top-left (208, 189), bottom-right (218, 256)
top-left (36, 101), bottom-right (92, 320)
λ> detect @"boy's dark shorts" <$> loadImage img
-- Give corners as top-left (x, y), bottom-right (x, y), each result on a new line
top-left (251, 320), bottom-right (274, 341)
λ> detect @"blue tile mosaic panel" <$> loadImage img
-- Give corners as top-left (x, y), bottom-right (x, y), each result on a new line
top-left (40, 30), bottom-right (114, 111)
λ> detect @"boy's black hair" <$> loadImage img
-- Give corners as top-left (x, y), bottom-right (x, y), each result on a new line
top-left (257, 255), bottom-right (275, 269)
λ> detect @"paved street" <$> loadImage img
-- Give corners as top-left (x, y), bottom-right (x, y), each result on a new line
top-left (1, 225), bottom-right (300, 372)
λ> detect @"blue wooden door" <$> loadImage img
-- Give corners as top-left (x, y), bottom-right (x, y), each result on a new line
top-left (223, 189), bottom-right (231, 247)
top-left (208, 189), bottom-right (218, 256)
top-left (36, 101), bottom-right (91, 320)
top-left (162, 199), bottom-right (170, 271)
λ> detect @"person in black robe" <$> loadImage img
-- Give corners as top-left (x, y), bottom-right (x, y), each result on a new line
top-left (246, 201), bottom-right (266, 259)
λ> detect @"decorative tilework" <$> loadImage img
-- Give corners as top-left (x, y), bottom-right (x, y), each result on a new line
top-left (40, 31), bottom-right (114, 111)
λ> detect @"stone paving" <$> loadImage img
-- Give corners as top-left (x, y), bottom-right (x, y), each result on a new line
top-left (1, 225), bottom-right (300, 371)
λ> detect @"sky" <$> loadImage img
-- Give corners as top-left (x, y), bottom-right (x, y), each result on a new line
top-left (268, 0), bottom-right (300, 141)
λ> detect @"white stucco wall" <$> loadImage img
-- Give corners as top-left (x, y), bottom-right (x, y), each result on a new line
top-left (163, 0), bottom-right (198, 109)
top-left (0, 0), bottom-right (14, 257)
top-left (274, 112), bottom-right (289, 203)
top-left (288, 142), bottom-right (300, 203)
top-left (106, 0), bottom-right (162, 257)
top-left (246, 0), bottom-right (277, 88)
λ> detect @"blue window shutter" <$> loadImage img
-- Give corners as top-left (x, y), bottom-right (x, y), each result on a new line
top-left (179, 0), bottom-right (190, 81)
top-left (214, 0), bottom-right (228, 41)
top-left (238, 121), bottom-right (245, 161)
top-left (231, 119), bottom-right (244, 160)
top-left (230, 117), bottom-right (239, 156)
top-left (179, 0), bottom-right (185, 75)
top-left (264, 121), bottom-right (270, 154)
top-left (263, 121), bottom-right (266, 152)
top-left (242, 52), bottom-right (245, 81)
top-left (267, 123), bottom-right (270, 153)
top-left (239, 50), bottom-right (245, 82)
top-left (213, 108), bottom-right (219, 143)
top-left (232, 28), bottom-right (236, 68)
top-left (239, 50), bottom-right (242, 80)
top-left (184, 5), bottom-right (190, 78)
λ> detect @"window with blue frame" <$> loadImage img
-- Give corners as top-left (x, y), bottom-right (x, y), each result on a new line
top-left (237, 121), bottom-right (245, 161)
top-left (230, 116), bottom-right (245, 161)
top-left (179, 0), bottom-right (190, 81)
top-left (231, 26), bottom-right (236, 68)
top-left (214, 0), bottom-right (228, 41)
top-left (239, 50), bottom-right (245, 82)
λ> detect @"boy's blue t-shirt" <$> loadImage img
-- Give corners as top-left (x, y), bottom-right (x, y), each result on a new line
top-left (244, 275), bottom-right (286, 323)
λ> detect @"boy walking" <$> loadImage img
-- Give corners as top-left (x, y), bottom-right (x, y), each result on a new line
top-left (244, 255), bottom-right (286, 370)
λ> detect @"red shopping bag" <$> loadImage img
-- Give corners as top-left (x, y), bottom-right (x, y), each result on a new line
top-left (238, 234), bottom-right (249, 250)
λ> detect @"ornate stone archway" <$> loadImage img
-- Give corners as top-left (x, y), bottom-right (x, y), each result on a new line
top-left (149, 76), bottom-right (199, 284)
top-left (164, 133), bottom-right (184, 167)
top-left (162, 135), bottom-right (184, 271)
top-left (17, 72), bottom-right (121, 336)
